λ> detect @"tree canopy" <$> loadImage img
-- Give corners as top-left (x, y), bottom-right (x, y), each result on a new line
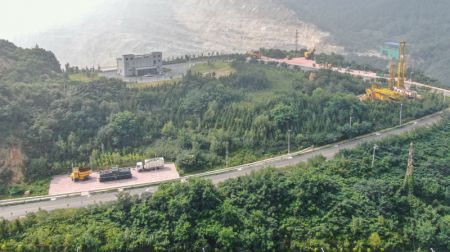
top-left (1, 117), bottom-right (449, 251)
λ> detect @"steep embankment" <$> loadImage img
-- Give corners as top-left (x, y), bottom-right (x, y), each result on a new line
top-left (0, 146), bottom-right (24, 184)
top-left (0, 40), bottom-right (60, 188)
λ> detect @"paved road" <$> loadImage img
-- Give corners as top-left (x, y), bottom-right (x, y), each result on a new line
top-left (1, 109), bottom-right (447, 220)
top-left (261, 56), bottom-right (450, 96)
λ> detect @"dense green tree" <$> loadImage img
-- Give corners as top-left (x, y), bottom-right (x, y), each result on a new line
top-left (0, 41), bottom-right (448, 198)
top-left (2, 118), bottom-right (449, 250)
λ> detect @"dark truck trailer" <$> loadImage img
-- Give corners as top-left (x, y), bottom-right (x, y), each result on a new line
top-left (99, 167), bottom-right (132, 182)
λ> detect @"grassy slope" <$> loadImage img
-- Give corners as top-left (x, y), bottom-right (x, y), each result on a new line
top-left (247, 65), bottom-right (306, 103)
top-left (68, 73), bottom-right (100, 83)
top-left (126, 78), bottom-right (182, 89)
top-left (191, 62), bottom-right (236, 77)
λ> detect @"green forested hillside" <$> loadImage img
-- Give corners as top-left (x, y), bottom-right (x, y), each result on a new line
top-left (0, 42), bottom-right (447, 197)
top-left (1, 117), bottom-right (449, 251)
top-left (282, 0), bottom-right (450, 84)
top-left (0, 40), bottom-right (61, 83)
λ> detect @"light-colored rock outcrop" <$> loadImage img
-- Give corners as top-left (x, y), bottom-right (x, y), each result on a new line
top-left (16, 0), bottom-right (342, 67)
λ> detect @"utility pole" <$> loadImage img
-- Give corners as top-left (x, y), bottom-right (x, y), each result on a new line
top-left (371, 144), bottom-right (378, 168)
top-left (295, 29), bottom-right (298, 53)
top-left (349, 108), bottom-right (353, 128)
top-left (225, 141), bottom-right (229, 167)
top-left (404, 142), bottom-right (414, 183)
top-left (400, 103), bottom-right (403, 126)
top-left (63, 78), bottom-right (67, 95)
top-left (288, 129), bottom-right (292, 156)
top-left (404, 142), bottom-right (415, 195)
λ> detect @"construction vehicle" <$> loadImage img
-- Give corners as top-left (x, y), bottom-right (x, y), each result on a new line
top-left (246, 50), bottom-right (262, 59)
top-left (304, 48), bottom-right (316, 60)
top-left (70, 167), bottom-right (92, 182)
top-left (362, 40), bottom-right (417, 101)
top-left (362, 84), bottom-right (402, 101)
top-left (99, 166), bottom-right (132, 182)
top-left (137, 157), bottom-right (165, 172)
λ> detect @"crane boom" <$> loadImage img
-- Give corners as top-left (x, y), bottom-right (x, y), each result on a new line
top-left (397, 41), bottom-right (407, 89)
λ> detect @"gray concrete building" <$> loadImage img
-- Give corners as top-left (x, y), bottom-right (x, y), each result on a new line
top-left (117, 52), bottom-right (162, 77)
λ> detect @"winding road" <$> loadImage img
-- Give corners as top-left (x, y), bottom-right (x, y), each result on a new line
top-left (1, 59), bottom-right (449, 221)
top-left (0, 107), bottom-right (448, 220)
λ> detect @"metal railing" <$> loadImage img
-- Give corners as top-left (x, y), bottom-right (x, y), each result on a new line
top-left (0, 108), bottom-right (447, 208)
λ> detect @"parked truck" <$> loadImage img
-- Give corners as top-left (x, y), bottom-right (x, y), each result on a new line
top-left (70, 167), bottom-right (92, 182)
top-left (99, 166), bottom-right (132, 182)
top-left (137, 157), bottom-right (165, 172)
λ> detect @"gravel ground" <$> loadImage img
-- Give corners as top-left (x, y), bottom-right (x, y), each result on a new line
top-left (48, 163), bottom-right (180, 195)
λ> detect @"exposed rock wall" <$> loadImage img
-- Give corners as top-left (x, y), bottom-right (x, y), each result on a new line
top-left (174, 0), bottom-right (342, 53)
top-left (0, 145), bottom-right (24, 184)
top-left (16, 0), bottom-right (342, 67)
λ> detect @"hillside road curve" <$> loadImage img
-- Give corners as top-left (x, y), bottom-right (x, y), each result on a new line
top-left (0, 108), bottom-right (448, 220)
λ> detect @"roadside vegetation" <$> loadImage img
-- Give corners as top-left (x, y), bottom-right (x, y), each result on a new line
top-left (68, 72), bottom-right (100, 83)
top-left (0, 40), bottom-right (448, 198)
top-left (126, 78), bottom-right (182, 90)
top-left (1, 117), bottom-right (449, 251)
top-left (191, 61), bottom-right (235, 78)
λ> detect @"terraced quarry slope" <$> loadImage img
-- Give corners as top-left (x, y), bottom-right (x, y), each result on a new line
top-left (15, 0), bottom-right (340, 67)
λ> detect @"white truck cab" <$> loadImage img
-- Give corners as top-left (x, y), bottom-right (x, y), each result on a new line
top-left (136, 162), bottom-right (144, 172)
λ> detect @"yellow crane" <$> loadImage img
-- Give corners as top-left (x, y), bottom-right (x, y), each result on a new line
top-left (362, 84), bottom-right (402, 101)
top-left (362, 40), bottom-right (417, 101)
top-left (246, 50), bottom-right (262, 59)
top-left (304, 48), bottom-right (316, 60)
top-left (397, 41), bottom-right (407, 89)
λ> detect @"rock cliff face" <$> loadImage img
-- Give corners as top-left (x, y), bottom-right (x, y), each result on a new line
top-left (174, 0), bottom-right (342, 54)
top-left (16, 0), bottom-right (342, 67)
top-left (0, 146), bottom-right (24, 184)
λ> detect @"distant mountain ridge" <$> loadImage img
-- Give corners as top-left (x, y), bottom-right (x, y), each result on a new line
top-left (281, 0), bottom-right (450, 84)
top-left (14, 0), bottom-right (340, 68)
top-left (10, 0), bottom-right (450, 84)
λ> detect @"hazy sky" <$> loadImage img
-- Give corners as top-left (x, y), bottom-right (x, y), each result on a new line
top-left (0, 0), bottom-right (107, 40)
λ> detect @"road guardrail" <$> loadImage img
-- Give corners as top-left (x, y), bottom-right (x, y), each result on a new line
top-left (1, 108), bottom-right (447, 208)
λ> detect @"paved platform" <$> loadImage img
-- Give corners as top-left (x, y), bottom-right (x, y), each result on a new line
top-left (48, 163), bottom-right (180, 195)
